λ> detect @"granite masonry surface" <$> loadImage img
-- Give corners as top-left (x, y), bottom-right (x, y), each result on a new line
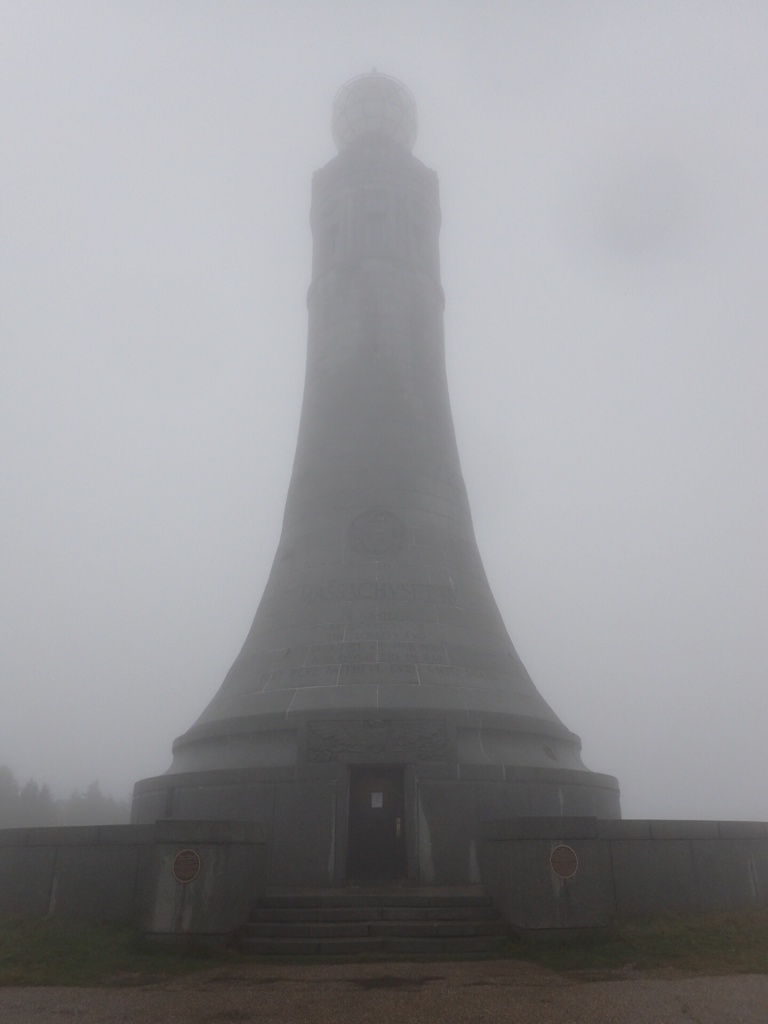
top-left (1, 818), bottom-right (767, 940)
top-left (132, 74), bottom-right (620, 886)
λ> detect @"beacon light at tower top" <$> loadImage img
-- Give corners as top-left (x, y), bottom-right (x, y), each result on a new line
top-left (332, 72), bottom-right (418, 153)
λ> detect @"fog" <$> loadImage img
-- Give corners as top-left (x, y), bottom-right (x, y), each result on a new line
top-left (1, 2), bottom-right (766, 820)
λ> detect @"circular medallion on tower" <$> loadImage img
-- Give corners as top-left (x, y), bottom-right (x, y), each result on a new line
top-left (332, 73), bottom-right (417, 153)
top-left (348, 508), bottom-right (406, 558)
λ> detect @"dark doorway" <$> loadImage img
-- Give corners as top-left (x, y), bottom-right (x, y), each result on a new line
top-left (347, 765), bottom-right (406, 882)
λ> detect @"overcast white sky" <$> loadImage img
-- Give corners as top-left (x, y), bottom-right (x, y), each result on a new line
top-left (1, 1), bottom-right (766, 820)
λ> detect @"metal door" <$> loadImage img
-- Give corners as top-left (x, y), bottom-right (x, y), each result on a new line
top-left (347, 766), bottom-right (406, 881)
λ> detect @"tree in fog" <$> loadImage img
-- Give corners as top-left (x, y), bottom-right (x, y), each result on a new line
top-left (18, 779), bottom-right (56, 827)
top-left (62, 781), bottom-right (130, 825)
top-left (0, 766), bottom-right (20, 825)
top-left (0, 767), bottom-right (129, 827)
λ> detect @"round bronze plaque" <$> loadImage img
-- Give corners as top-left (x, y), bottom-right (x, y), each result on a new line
top-left (348, 509), bottom-right (405, 557)
top-left (172, 849), bottom-right (201, 883)
top-left (550, 844), bottom-right (578, 879)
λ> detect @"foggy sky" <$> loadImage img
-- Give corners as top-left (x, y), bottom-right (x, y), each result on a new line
top-left (1, 1), bottom-right (766, 820)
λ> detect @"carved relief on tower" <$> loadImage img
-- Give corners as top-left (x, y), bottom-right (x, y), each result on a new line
top-left (347, 508), bottom-right (406, 558)
top-left (306, 717), bottom-right (447, 762)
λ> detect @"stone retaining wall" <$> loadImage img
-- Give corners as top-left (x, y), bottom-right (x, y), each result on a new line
top-left (0, 820), bottom-right (268, 943)
top-left (481, 817), bottom-right (768, 934)
top-left (2, 817), bottom-right (766, 938)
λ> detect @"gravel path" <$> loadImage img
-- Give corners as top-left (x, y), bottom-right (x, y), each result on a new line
top-left (0, 961), bottom-right (766, 1023)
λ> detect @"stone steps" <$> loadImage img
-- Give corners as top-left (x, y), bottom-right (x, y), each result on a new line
top-left (241, 886), bottom-right (508, 957)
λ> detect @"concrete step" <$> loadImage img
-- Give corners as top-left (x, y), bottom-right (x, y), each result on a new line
top-left (370, 919), bottom-right (504, 938)
top-left (246, 921), bottom-right (373, 939)
top-left (253, 906), bottom-right (377, 923)
top-left (240, 934), bottom-right (506, 957)
top-left (251, 904), bottom-right (500, 924)
top-left (259, 886), bottom-right (492, 909)
top-left (245, 918), bottom-right (504, 940)
top-left (244, 885), bottom-right (508, 957)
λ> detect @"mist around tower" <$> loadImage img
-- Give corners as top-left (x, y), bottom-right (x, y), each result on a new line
top-left (2, 4), bottom-right (767, 827)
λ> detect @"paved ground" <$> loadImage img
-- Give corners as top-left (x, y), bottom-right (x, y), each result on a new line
top-left (0, 961), bottom-right (766, 1023)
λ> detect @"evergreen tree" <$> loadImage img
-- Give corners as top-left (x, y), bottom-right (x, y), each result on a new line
top-left (0, 766), bottom-right (130, 826)
top-left (0, 765), bottom-right (20, 827)
top-left (18, 780), bottom-right (57, 826)
top-left (59, 780), bottom-right (130, 825)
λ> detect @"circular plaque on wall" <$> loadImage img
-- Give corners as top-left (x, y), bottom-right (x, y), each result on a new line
top-left (172, 849), bottom-right (201, 883)
top-left (550, 845), bottom-right (578, 879)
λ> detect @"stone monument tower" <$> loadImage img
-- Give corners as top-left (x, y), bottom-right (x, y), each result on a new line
top-left (133, 74), bottom-right (620, 885)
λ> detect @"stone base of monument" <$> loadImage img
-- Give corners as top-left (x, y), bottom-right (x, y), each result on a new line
top-left (0, 820), bottom-right (269, 946)
top-left (1, 817), bottom-right (767, 945)
top-left (141, 820), bottom-right (269, 944)
top-left (132, 763), bottom-right (621, 888)
top-left (480, 816), bottom-right (768, 935)
top-left (242, 886), bottom-right (507, 956)
top-left (132, 707), bottom-right (622, 888)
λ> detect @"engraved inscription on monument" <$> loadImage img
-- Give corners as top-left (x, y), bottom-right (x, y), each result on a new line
top-left (172, 849), bottom-right (201, 883)
top-left (307, 718), bottom-right (448, 762)
top-left (299, 581), bottom-right (456, 604)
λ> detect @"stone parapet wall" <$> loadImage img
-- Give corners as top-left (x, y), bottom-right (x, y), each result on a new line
top-left (0, 820), bottom-right (269, 943)
top-left (3, 816), bottom-right (766, 938)
top-left (481, 817), bottom-right (768, 934)
top-left (133, 764), bottom-right (621, 886)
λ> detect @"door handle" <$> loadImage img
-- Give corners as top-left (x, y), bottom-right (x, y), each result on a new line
top-left (396, 816), bottom-right (402, 838)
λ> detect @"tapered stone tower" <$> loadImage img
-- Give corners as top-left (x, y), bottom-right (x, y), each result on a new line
top-left (133, 74), bottom-right (620, 885)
